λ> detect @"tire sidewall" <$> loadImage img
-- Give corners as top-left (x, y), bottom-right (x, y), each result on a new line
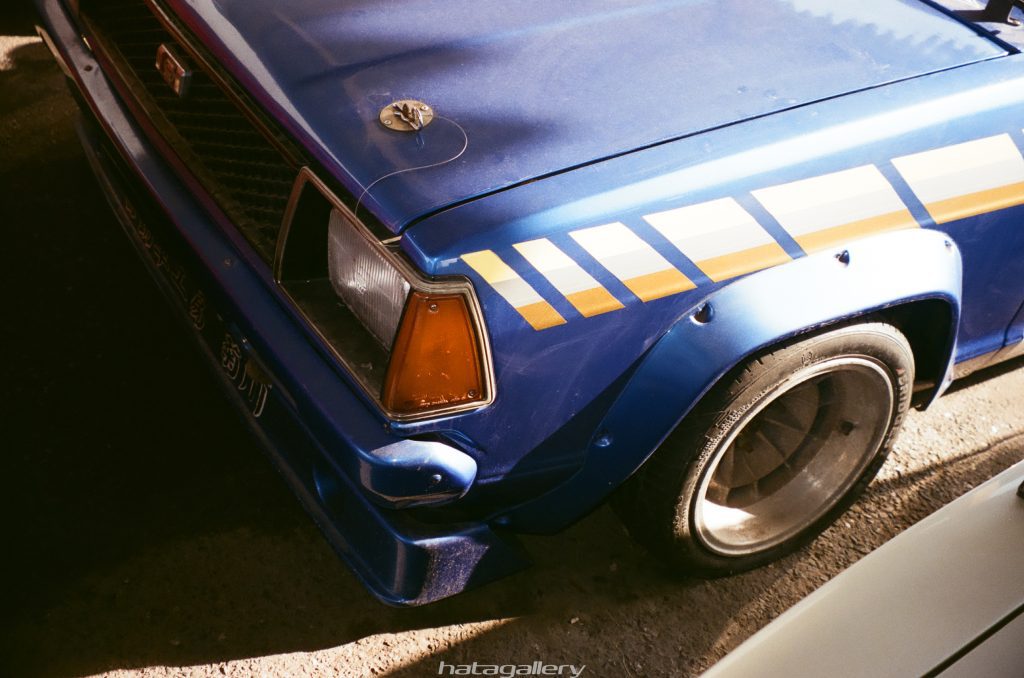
top-left (669, 323), bottom-right (914, 575)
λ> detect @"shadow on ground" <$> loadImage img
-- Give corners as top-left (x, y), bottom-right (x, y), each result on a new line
top-left (383, 429), bottom-right (1024, 678)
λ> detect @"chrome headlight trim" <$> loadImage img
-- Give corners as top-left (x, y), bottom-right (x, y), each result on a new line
top-left (275, 168), bottom-right (496, 422)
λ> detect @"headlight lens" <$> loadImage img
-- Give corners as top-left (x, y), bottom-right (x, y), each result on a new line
top-left (278, 169), bottom-right (493, 421)
top-left (328, 208), bottom-right (410, 349)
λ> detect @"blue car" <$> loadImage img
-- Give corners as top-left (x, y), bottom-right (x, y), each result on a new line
top-left (35, 0), bottom-right (1024, 605)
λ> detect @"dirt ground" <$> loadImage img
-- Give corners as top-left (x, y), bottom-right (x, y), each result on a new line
top-left (4, 6), bottom-right (1024, 677)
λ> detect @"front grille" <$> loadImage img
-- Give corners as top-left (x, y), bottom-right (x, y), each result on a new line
top-left (80, 0), bottom-right (303, 261)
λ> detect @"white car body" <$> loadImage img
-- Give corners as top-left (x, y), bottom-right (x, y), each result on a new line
top-left (705, 460), bottom-right (1024, 677)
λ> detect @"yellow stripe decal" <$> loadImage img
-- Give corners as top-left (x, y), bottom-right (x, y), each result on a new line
top-left (570, 222), bottom-right (695, 302)
top-left (644, 198), bottom-right (790, 282)
top-left (513, 239), bottom-right (624, 318)
top-left (461, 250), bottom-right (566, 330)
top-left (564, 287), bottom-right (624, 317)
top-left (893, 135), bottom-right (1024, 225)
top-left (752, 165), bottom-right (917, 254)
top-left (794, 210), bottom-right (919, 253)
top-left (695, 242), bottom-right (793, 282)
top-left (516, 301), bottom-right (568, 331)
top-left (622, 268), bottom-right (695, 302)
top-left (922, 182), bottom-right (1024, 225)
top-left (462, 136), bottom-right (1024, 330)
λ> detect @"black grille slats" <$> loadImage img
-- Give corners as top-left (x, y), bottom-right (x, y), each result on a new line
top-left (81, 0), bottom-right (300, 261)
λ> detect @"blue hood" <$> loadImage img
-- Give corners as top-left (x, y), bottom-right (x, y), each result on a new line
top-left (167, 0), bottom-right (1005, 232)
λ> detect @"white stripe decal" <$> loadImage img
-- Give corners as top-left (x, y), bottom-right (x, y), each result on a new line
top-left (644, 198), bottom-right (769, 260)
top-left (752, 165), bottom-right (917, 252)
top-left (513, 239), bottom-right (623, 317)
top-left (461, 250), bottom-right (565, 330)
top-left (643, 198), bottom-right (791, 281)
top-left (514, 239), bottom-right (600, 296)
top-left (570, 223), bottom-right (665, 280)
top-left (570, 223), bottom-right (695, 302)
top-left (892, 134), bottom-right (1024, 224)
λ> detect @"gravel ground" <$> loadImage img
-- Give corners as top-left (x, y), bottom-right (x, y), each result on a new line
top-left (4, 7), bottom-right (1024, 677)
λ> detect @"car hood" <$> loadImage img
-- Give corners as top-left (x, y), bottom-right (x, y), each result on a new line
top-left (168, 0), bottom-right (1005, 232)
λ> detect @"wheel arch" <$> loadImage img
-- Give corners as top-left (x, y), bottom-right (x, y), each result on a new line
top-left (502, 228), bottom-right (961, 532)
top-left (874, 298), bottom-right (956, 409)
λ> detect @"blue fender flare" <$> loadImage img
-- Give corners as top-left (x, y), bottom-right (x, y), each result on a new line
top-left (503, 228), bottom-right (962, 532)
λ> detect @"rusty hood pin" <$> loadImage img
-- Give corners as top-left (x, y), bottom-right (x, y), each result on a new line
top-left (379, 100), bottom-right (434, 132)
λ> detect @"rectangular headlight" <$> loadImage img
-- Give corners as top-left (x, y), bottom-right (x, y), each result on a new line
top-left (278, 169), bottom-right (494, 421)
top-left (327, 208), bottom-right (410, 349)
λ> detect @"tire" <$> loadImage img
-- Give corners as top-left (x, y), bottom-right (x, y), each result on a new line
top-left (614, 322), bottom-right (914, 576)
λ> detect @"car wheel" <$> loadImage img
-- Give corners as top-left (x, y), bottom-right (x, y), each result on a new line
top-left (614, 322), bottom-right (914, 576)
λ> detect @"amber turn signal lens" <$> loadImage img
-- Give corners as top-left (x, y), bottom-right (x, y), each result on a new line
top-left (382, 292), bottom-right (486, 415)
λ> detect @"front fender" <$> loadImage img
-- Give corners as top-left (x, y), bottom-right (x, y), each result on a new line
top-left (502, 227), bottom-right (961, 532)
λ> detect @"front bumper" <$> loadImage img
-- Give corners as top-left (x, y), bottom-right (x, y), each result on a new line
top-left (34, 0), bottom-right (528, 605)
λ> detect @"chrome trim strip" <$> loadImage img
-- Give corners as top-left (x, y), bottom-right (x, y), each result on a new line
top-left (36, 25), bottom-right (73, 78)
